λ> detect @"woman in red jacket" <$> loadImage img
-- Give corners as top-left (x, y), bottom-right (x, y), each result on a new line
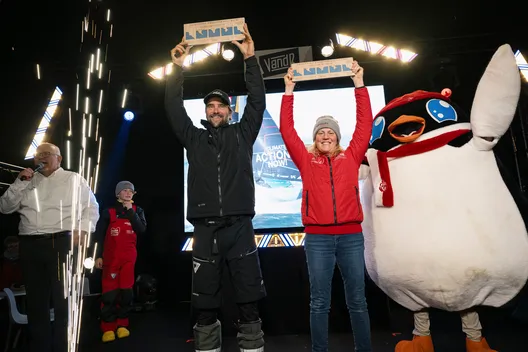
top-left (279, 62), bottom-right (373, 352)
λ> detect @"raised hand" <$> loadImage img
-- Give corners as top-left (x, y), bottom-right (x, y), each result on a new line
top-left (284, 67), bottom-right (295, 95)
top-left (350, 60), bottom-right (365, 87)
top-left (171, 37), bottom-right (192, 67)
top-left (231, 23), bottom-right (254, 60)
top-left (18, 168), bottom-right (34, 181)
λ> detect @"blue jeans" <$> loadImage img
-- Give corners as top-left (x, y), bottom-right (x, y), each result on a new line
top-left (305, 233), bottom-right (372, 352)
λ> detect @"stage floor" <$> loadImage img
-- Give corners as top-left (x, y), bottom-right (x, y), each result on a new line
top-left (1, 298), bottom-right (524, 351)
top-left (76, 304), bottom-right (525, 352)
top-left (87, 331), bottom-right (523, 352)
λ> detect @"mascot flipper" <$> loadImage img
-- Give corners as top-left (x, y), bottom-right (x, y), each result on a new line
top-left (359, 44), bottom-right (528, 352)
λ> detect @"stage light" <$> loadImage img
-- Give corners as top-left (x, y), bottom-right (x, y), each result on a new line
top-left (124, 111), bottom-right (135, 121)
top-left (514, 50), bottom-right (528, 81)
top-left (222, 44), bottom-right (235, 61)
top-left (335, 33), bottom-right (418, 63)
top-left (321, 39), bottom-right (334, 58)
top-left (83, 257), bottom-right (94, 269)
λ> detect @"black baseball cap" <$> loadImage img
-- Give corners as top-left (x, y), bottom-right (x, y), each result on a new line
top-left (203, 89), bottom-right (231, 106)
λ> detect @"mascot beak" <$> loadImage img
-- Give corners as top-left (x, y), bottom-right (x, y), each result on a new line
top-left (388, 115), bottom-right (426, 143)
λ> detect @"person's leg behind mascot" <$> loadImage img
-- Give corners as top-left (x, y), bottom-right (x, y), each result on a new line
top-left (395, 309), bottom-right (497, 352)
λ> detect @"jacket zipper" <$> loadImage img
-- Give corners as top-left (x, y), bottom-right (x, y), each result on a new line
top-left (305, 191), bottom-right (309, 216)
top-left (213, 129), bottom-right (223, 217)
top-left (327, 157), bottom-right (337, 223)
top-left (355, 186), bottom-right (361, 217)
top-left (217, 151), bottom-right (223, 217)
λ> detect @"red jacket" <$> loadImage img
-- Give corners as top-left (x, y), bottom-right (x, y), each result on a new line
top-left (279, 88), bottom-right (373, 234)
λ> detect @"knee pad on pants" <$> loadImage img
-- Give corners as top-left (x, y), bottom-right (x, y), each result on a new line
top-left (238, 302), bottom-right (259, 323)
top-left (193, 319), bottom-right (222, 352)
top-left (237, 319), bottom-right (264, 352)
top-left (197, 309), bottom-right (218, 326)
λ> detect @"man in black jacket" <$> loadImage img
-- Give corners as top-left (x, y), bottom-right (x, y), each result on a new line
top-left (166, 23), bottom-right (266, 352)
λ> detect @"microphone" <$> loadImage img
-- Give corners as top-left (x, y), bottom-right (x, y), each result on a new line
top-left (20, 163), bottom-right (44, 181)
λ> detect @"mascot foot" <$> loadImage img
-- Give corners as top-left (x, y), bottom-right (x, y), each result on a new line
top-left (395, 335), bottom-right (434, 352)
top-left (466, 337), bottom-right (497, 352)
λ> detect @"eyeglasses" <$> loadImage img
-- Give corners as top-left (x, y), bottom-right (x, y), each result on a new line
top-left (34, 152), bottom-right (59, 158)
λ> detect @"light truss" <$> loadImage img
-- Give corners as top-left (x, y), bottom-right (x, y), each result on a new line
top-left (24, 87), bottom-right (63, 160)
top-left (335, 33), bottom-right (418, 63)
top-left (181, 232), bottom-right (307, 251)
top-left (515, 50), bottom-right (528, 81)
top-left (148, 43), bottom-right (222, 80)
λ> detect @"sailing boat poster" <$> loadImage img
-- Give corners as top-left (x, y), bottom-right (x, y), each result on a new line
top-left (182, 85), bottom-right (387, 233)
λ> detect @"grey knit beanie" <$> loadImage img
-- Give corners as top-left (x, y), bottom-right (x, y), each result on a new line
top-left (115, 181), bottom-right (135, 197)
top-left (312, 115), bottom-right (341, 143)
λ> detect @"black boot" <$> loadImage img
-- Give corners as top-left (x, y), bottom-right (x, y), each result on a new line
top-left (237, 319), bottom-right (264, 352)
top-left (193, 319), bottom-right (222, 352)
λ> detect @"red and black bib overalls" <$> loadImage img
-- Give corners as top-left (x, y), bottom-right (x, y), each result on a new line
top-left (100, 206), bottom-right (137, 332)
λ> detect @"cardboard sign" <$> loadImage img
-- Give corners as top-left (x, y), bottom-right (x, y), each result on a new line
top-left (184, 18), bottom-right (245, 46)
top-left (292, 58), bottom-right (355, 82)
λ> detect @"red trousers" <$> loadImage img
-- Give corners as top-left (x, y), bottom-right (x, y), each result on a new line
top-left (100, 259), bottom-right (135, 332)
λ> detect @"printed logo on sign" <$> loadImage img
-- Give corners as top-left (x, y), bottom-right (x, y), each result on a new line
top-left (259, 48), bottom-right (298, 77)
top-left (185, 25), bottom-right (243, 42)
top-left (110, 227), bottom-right (120, 236)
top-left (255, 144), bottom-right (291, 170)
top-left (291, 58), bottom-right (355, 82)
top-left (183, 18), bottom-right (245, 46)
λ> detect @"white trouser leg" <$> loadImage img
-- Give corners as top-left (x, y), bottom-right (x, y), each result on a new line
top-left (460, 310), bottom-right (482, 341)
top-left (412, 310), bottom-right (431, 336)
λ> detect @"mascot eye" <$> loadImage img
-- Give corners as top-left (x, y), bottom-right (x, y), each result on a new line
top-left (370, 116), bottom-right (385, 145)
top-left (426, 99), bottom-right (457, 123)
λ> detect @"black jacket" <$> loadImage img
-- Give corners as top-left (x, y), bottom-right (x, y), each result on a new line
top-left (93, 202), bottom-right (147, 258)
top-left (165, 56), bottom-right (266, 221)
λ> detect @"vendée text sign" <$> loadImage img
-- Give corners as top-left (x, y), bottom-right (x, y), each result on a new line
top-left (291, 57), bottom-right (355, 82)
top-left (184, 17), bottom-right (245, 46)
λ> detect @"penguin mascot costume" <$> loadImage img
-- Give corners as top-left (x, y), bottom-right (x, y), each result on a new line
top-left (359, 43), bottom-right (528, 352)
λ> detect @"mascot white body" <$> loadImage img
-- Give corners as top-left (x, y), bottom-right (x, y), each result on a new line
top-left (359, 44), bottom-right (528, 351)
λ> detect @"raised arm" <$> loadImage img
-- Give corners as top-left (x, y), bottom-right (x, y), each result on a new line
top-left (165, 41), bottom-right (200, 148)
top-left (345, 63), bottom-right (373, 164)
top-left (239, 56), bottom-right (266, 143)
top-left (279, 68), bottom-right (310, 173)
top-left (232, 24), bottom-right (266, 143)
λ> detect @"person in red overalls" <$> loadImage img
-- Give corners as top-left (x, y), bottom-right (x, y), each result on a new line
top-left (93, 181), bottom-right (147, 343)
